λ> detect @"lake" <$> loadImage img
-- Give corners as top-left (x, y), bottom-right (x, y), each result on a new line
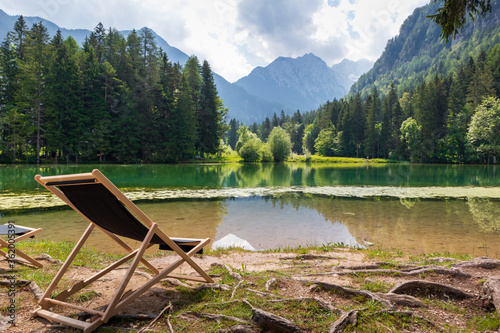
top-left (1, 163), bottom-right (499, 256)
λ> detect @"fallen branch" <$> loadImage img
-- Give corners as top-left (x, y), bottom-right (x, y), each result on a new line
top-left (390, 280), bottom-right (471, 301)
top-left (243, 299), bottom-right (302, 332)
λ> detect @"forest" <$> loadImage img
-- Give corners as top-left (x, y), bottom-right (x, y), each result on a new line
top-left (0, 17), bottom-right (227, 164)
top-left (232, 45), bottom-right (500, 164)
top-left (1, 15), bottom-right (499, 165)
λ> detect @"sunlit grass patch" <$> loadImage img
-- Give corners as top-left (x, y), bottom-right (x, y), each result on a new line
top-left (17, 239), bottom-right (123, 268)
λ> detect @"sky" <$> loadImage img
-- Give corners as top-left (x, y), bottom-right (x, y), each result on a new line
top-left (0, 0), bottom-right (430, 82)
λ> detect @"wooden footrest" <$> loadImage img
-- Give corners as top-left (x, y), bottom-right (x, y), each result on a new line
top-left (36, 309), bottom-right (91, 330)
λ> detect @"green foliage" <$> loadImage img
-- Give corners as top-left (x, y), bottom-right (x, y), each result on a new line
top-left (239, 138), bottom-right (263, 162)
top-left (467, 96), bottom-right (500, 163)
top-left (314, 127), bottom-right (338, 157)
top-left (267, 126), bottom-right (292, 162)
top-left (0, 21), bottom-right (227, 163)
top-left (400, 117), bottom-right (422, 162)
top-left (428, 0), bottom-right (492, 42)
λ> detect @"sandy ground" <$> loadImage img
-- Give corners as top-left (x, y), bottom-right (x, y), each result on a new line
top-left (0, 249), bottom-right (499, 332)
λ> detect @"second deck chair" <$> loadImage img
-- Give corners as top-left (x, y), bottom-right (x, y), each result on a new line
top-left (0, 224), bottom-right (43, 268)
top-left (33, 169), bottom-right (213, 333)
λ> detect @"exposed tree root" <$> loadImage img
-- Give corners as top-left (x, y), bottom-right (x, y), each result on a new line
top-left (453, 257), bottom-right (500, 269)
top-left (28, 280), bottom-right (44, 301)
top-left (231, 280), bottom-right (245, 299)
top-left (295, 279), bottom-right (393, 308)
top-left (483, 277), bottom-right (500, 315)
top-left (77, 312), bottom-right (157, 322)
top-left (390, 280), bottom-right (471, 300)
top-left (34, 253), bottom-right (63, 265)
top-left (263, 296), bottom-right (342, 314)
top-left (194, 283), bottom-right (231, 291)
top-left (178, 310), bottom-right (248, 324)
top-left (372, 310), bottom-right (441, 330)
top-left (211, 262), bottom-right (243, 280)
top-left (375, 292), bottom-right (427, 308)
top-left (280, 254), bottom-right (340, 260)
top-left (220, 324), bottom-right (258, 333)
top-left (243, 299), bottom-right (303, 332)
top-left (329, 309), bottom-right (358, 333)
top-left (298, 265), bottom-right (471, 279)
top-left (265, 277), bottom-right (278, 290)
top-left (137, 302), bottom-right (173, 333)
top-left (246, 287), bottom-right (282, 298)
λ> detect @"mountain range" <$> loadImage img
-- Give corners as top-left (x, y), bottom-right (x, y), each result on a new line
top-left (0, 9), bottom-right (372, 123)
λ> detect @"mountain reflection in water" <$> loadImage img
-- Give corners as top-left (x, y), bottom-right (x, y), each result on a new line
top-left (4, 195), bottom-right (500, 258)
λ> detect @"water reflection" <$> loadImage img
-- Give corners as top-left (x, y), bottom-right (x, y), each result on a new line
top-left (467, 197), bottom-right (500, 232)
top-left (4, 195), bottom-right (500, 257)
top-left (1, 163), bottom-right (498, 193)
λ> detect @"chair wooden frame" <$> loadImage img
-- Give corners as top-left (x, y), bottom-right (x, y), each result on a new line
top-left (0, 225), bottom-right (43, 268)
top-left (33, 169), bottom-right (214, 333)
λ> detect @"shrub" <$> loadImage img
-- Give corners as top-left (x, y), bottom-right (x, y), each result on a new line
top-left (267, 127), bottom-right (292, 162)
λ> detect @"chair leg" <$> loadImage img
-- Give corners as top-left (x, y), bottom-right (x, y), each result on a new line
top-left (102, 223), bottom-right (158, 323)
top-left (39, 223), bottom-right (95, 305)
top-left (0, 239), bottom-right (43, 268)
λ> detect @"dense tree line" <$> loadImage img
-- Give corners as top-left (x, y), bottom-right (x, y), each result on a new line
top-left (0, 18), bottom-right (227, 163)
top-left (230, 45), bottom-right (500, 164)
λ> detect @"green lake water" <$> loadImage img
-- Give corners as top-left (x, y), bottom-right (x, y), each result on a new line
top-left (1, 163), bottom-right (499, 256)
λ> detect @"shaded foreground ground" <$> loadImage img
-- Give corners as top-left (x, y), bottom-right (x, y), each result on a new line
top-left (2, 245), bottom-right (500, 332)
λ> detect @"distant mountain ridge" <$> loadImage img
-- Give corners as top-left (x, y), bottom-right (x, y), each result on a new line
top-left (234, 53), bottom-right (372, 115)
top-left (0, 9), bottom-right (373, 123)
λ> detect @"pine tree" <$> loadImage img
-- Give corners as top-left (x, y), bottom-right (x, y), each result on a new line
top-left (364, 86), bottom-right (381, 157)
top-left (15, 22), bottom-right (49, 164)
top-left (199, 60), bottom-right (223, 156)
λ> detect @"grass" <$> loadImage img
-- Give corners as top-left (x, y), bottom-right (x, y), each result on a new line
top-left (291, 155), bottom-right (394, 164)
top-left (185, 150), bottom-right (395, 164)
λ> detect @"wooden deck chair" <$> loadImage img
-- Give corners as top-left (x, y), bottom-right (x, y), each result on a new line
top-left (0, 224), bottom-right (43, 268)
top-left (33, 169), bottom-right (213, 333)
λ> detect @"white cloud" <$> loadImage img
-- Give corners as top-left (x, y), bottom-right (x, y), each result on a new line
top-left (0, 0), bottom-right (431, 82)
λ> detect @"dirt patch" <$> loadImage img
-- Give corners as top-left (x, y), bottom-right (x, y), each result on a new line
top-left (1, 250), bottom-right (500, 332)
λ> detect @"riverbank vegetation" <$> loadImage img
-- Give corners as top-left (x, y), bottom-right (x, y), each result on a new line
top-left (230, 46), bottom-right (500, 165)
top-left (3, 240), bottom-right (500, 332)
